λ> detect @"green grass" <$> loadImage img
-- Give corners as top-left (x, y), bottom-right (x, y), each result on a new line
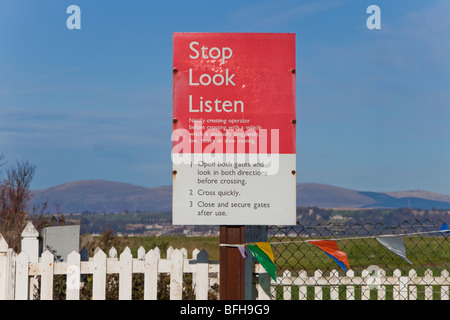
top-left (271, 236), bottom-right (449, 274)
top-left (88, 234), bottom-right (449, 275)
top-left (85, 233), bottom-right (448, 300)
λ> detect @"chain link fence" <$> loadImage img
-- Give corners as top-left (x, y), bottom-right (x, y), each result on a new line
top-left (266, 218), bottom-right (449, 300)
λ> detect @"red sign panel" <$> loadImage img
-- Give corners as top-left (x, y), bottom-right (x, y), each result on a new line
top-left (173, 33), bottom-right (296, 154)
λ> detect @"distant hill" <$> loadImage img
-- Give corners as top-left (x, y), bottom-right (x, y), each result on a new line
top-left (30, 180), bottom-right (172, 214)
top-left (297, 183), bottom-right (450, 209)
top-left (29, 180), bottom-right (450, 214)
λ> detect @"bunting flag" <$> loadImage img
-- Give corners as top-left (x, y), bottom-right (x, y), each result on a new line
top-left (237, 245), bottom-right (248, 260)
top-left (229, 222), bottom-right (448, 272)
top-left (247, 242), bottom-right (277, 281)
top-left (376, 236), bottom-right (412, 264)
top-left (309, 240), bottom-right (350, 271)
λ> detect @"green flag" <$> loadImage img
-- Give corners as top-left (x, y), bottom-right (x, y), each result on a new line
top-left (247, 242), bottom-right (277, 281)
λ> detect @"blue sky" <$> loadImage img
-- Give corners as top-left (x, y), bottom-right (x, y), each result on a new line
top-left (0, 0), bottom-right (449, 195)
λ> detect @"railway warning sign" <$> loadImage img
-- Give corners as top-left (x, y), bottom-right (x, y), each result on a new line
top-left (172, 33), bottom-right (296, 225)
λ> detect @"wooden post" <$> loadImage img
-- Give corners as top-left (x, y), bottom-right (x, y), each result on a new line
top-left (220, 225), bottom-right (245, 300)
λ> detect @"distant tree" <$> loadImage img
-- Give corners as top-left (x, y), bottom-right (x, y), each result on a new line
top-left (0, 158), bottom-right (36, 251)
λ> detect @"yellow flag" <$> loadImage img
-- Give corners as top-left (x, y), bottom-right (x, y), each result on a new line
top-left (251, 242), bottom-right (275, 263)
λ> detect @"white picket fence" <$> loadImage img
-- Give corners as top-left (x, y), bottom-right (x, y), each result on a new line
top-left (0, 222), bottom-right (220, 300)
top-left (255, 265), bottom-right (450, 300)
top-left (1, 223), bottom-right (449, 300)
top-left (16, 246), bottom-right (219, 300)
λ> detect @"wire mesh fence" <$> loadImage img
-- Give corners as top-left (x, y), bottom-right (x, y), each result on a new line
top-left (265, 218), bottom-right (449, 300)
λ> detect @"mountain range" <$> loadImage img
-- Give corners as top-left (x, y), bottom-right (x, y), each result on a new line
top-left (29, 180), bottom-right (450, 214)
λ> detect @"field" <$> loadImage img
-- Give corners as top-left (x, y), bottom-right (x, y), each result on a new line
top-left (272, 236), bottom-right (449, 274)
top-left (83, 233), bottom-right (449, 275)
top-left (80, 232), bottom-right (448, 300)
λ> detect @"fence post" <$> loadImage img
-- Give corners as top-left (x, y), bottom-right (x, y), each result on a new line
top-left (20, 222), bottom-right (39, 263)
top-left (21, 222), bottom-right (40, 300)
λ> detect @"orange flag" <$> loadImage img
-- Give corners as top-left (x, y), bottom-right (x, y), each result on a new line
top-left (309, 240), bottom-right (350, 271)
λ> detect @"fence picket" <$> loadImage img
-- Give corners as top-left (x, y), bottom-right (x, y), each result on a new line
top-left (282, 270), bottom-right (292, 300)
top-left (195, 249), bottom-right (209, 300)
top-left (298, 270), bottom-right (308, 300)
top-left (361, 269), bottom-right (370, 300)
top-left (67, 251), bottom-right (81, 300)
top-left (144, 248), bottom-right (160, 300)
top-left (169, 249), bottom-right (183, 300)
top-left (345, 270), bottom-right (355, 300)
top-left (119, 247), bottom-right (133, 300)
top-left (40, 251), bottom-right (54, 300)
top-left (192, 248), bottom-right (200, 295)
top-left (408, 269), bottom-right (417, 300)
top-left (424, 269), bottom-right (433, 300)
top-left (441, 270), bottom-right (449, 300)
top-left (377, 269), bottom-right (386, 300)
top-left (109, 247), bottom-right (117, 258)
top-left (14, 252), bottom-right (29, 300)
top-left (167, 246), bottom-right (174, 259)
top-left (137, 246), bottom-right (145, 260)
top-left (314, 270), bottom-right (323, 300)
top-left (93, 248), bottom-right (107, 300)
top-left (329, 269), bottom-right (339, 300)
